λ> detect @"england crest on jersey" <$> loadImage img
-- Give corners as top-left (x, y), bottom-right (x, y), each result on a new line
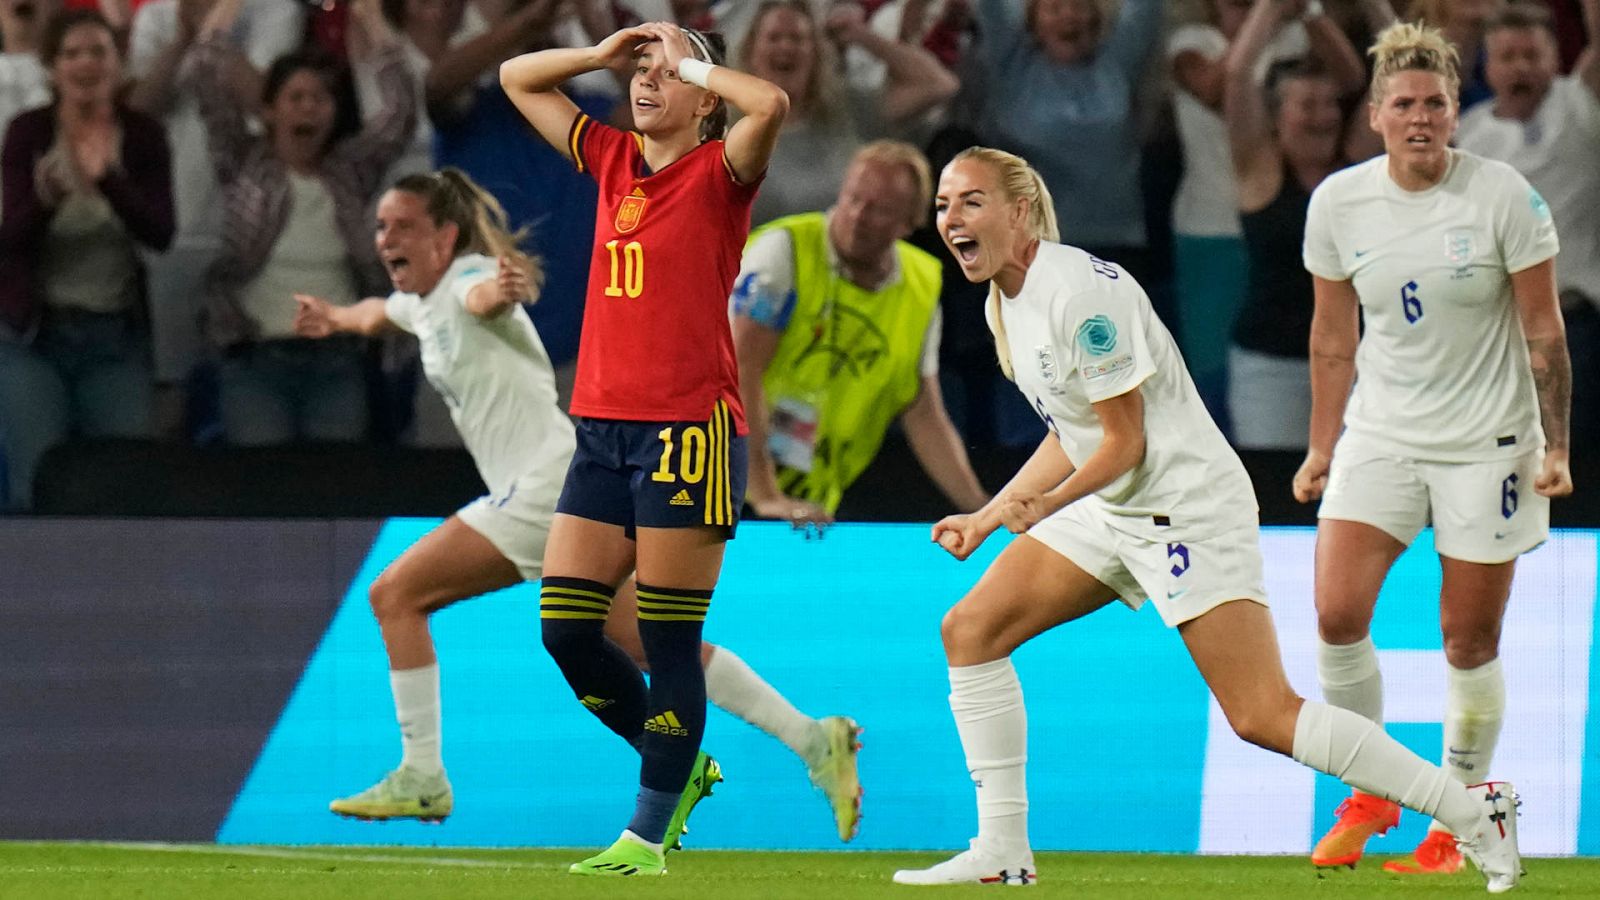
top-left (1444, 229), bottom-right (1475, 266)
top-left (1035, 345), bottom-right (1058, 384)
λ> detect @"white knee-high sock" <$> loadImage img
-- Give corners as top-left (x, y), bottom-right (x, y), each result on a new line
top-left (950, 659), bottom-right (1029, 855)
top-left (705, 647), bottom-right (824, 766)
top-left (391, 664), bottom-right (443, 775)
top-left (1292, 700), bottom-right (1478, 835)
top-left (1317, 636), bottom-right (1384, 723)
top-left (1429, 658), bottom-right (1506, 833)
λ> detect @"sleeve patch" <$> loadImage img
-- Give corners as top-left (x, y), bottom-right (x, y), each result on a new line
top-left (730, 272), bottom-right (796, 330)
top-left (1075, 314), bottom-right (1119, 356)
top-left (1082, 353), bottom-right (1136, 380)
top-left (1530, 188), bottom-right (1552, 222)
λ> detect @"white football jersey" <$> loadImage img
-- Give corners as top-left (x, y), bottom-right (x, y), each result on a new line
top-left (995, 242), bottom-right (1256, 533)
top-left (1303, 151), bottom-right (1559, 461)
top-left (386, 254), bottom-right (576, 495)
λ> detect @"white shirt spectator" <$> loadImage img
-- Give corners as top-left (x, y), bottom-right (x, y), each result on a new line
top-left (1168, 21), bottom-right (1307, 238)
top-left (127, 0), bottom-right (305, 249)
top-left (0, 51), bottom-right (48, 143)
top-left (1457, 76), bottom-right (1600, 306)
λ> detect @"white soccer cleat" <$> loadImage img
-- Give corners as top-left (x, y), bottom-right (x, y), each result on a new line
top-left (892, 840), bottom-right (1036, 886)
top-left (1456, 781), bottom-right (1522, 894)
top-left (329, 766), bottom-right (453, 822)
top-left (808, 715), bottom-right (863, 841)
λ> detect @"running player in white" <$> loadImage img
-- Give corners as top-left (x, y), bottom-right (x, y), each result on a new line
top-left (1295, 22), bottom-right (1573, 876)
top-left (295, 168), bottom-right (860, 835)
top-left (893, 146), bottom-right (1522, 893)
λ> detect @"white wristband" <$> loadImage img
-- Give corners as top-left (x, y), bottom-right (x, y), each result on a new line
top-left (678, 56), bottom-right (715, 88)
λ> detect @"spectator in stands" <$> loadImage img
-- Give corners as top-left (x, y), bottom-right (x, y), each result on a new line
top-left (1457, 0), bottom-right (1600, 447)
top-left (0, 0), bottom-right (55, 141)
top-left (737, 0), bottom-right (958, 225)
top-left (967, 0), bottom-right (1161, 284)
top-left (0, 8), bottom-right (175, 510)
top-left (429, 0), bottom-right (599, 396)
top-left (192, 0), bottom-right (414, 446)
top-left (731, 139), bottom-right (988, 527)
top-left (844, 0), bottom-right (971, 143)
top-left (127, 0), bottom-right (305, 437)
top-left (1411, 0), bottom-right (1501, 107)
top-left (354, 0), bottom-right (491, 188)
top-left (858, 0), bottom-right (971, 70)
top-left (1168, 0), bottom-right (1363, 425)
top-left (1224, 0), bottom-right (1352, 449)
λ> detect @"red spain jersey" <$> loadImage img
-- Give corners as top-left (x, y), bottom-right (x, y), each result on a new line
top-left (567, 114), bottom-right (758, 432)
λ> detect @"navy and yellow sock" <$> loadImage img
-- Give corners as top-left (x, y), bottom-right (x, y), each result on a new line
top-left (628, 583), bottom-right (713, 842)
top-left (539, 576), bottom-right (647, 750)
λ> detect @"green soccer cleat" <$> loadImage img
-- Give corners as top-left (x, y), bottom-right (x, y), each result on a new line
top-left (569, 835), bottom-right (667, 876)
top-left (664, 751), bottom-right (723, 852)
top-left (328, 767), bottom-right (453, 822)
top-left (808, 716), bottom-right (863, 841)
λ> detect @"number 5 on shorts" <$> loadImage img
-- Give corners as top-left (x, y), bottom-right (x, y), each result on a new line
top-left (653, 426), bottom-right (709, 484)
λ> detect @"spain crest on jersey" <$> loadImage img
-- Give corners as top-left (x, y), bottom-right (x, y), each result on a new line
top-left (615, 187), bottom-right (648, 234)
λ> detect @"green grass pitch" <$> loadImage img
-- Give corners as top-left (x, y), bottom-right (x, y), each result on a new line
top-left (7, 843), bottom-right (1600, 899)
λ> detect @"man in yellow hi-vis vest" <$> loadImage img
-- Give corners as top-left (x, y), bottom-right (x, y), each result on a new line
top-left (731, 140), bottom-right (990, 528)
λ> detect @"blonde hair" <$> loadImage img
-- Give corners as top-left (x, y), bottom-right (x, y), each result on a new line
top-left (852, 139), bottom-right (934, 229)
top-left (948, 147), bottom-right (1059, 381)
top-left (392, 168), bottom-right (544, 301)
top-left (1367, 21), bottom-right (1462, 103)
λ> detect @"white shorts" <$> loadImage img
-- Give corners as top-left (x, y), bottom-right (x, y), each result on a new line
top-left (456, 469), bottom-right (561, 582)
top-left (1025, 499), bottom-right (1268, 628)
top-left (1318, 433), bottom-right (1550, 564)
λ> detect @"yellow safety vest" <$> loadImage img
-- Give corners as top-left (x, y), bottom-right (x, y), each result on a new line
top-left (754, 212), bottom-right (942, 513)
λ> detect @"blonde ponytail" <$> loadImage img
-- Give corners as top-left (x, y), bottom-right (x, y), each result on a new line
top-left (951, 147), bottom-right (1058, 382)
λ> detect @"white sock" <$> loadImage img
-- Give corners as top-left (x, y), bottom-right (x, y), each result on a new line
top-left (1292, 700), bottom-right (1479, 835)
top-left (949, 658), bottom-right (1029, 855)
top-left (391, 664), bottom-right (443, 775)
top-left (1317, 636), bottom-right (1384, 722)
top-left (704, 646), bottom-right (823, 766)
top-left (1430, 658), bottom-right (1506, 834)
top-left (620, 828), bottom-right (664, 853)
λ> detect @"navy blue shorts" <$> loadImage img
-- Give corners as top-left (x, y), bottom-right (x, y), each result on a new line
top-left (556, 399), bottom-right (747, 539)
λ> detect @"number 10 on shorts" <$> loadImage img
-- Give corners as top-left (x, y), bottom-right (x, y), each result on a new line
top-left (652, 426), bottom-right (709, 484)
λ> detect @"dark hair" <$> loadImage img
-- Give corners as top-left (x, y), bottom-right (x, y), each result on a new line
top-left (261, 49), bottom-right (361, 152)
top-left (683, 27), bottom-right (729, 142)
top-left (380, 0), bottom-right (407, 28)
top-left (390, 168), bottom-right (543, 298)
top-left (1264, 58), bottom-right (1334, 117)
top-left (1486, 2), bottom-right (1558, 38)
top-left (41, 8), bottom-right (117, 68)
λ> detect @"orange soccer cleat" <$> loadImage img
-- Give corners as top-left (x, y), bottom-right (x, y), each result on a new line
top-left (1311, 791), bottom-right (1402, 868)
top-left (1382, 829), bottom-right (1466, 875)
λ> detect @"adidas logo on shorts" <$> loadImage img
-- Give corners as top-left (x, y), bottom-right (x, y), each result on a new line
top-left (669, 489), bottom-right (693, 507)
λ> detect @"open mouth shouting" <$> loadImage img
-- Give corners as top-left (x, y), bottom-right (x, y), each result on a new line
top-left (948, 234), bottom-right (980, 266)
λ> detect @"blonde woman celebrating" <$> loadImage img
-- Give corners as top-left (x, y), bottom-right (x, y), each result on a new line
top-left (1295, 21), bottom-right (1571, 876)
top-left (893, 146), bottom-right (1522, 892)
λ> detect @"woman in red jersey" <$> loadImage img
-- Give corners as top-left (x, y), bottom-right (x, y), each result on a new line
top-left (499, 21), bottom-right (787, 877)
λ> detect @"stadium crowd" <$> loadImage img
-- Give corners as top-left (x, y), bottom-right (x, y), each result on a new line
top-left (0, 0), bottom-right (1593, 512)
